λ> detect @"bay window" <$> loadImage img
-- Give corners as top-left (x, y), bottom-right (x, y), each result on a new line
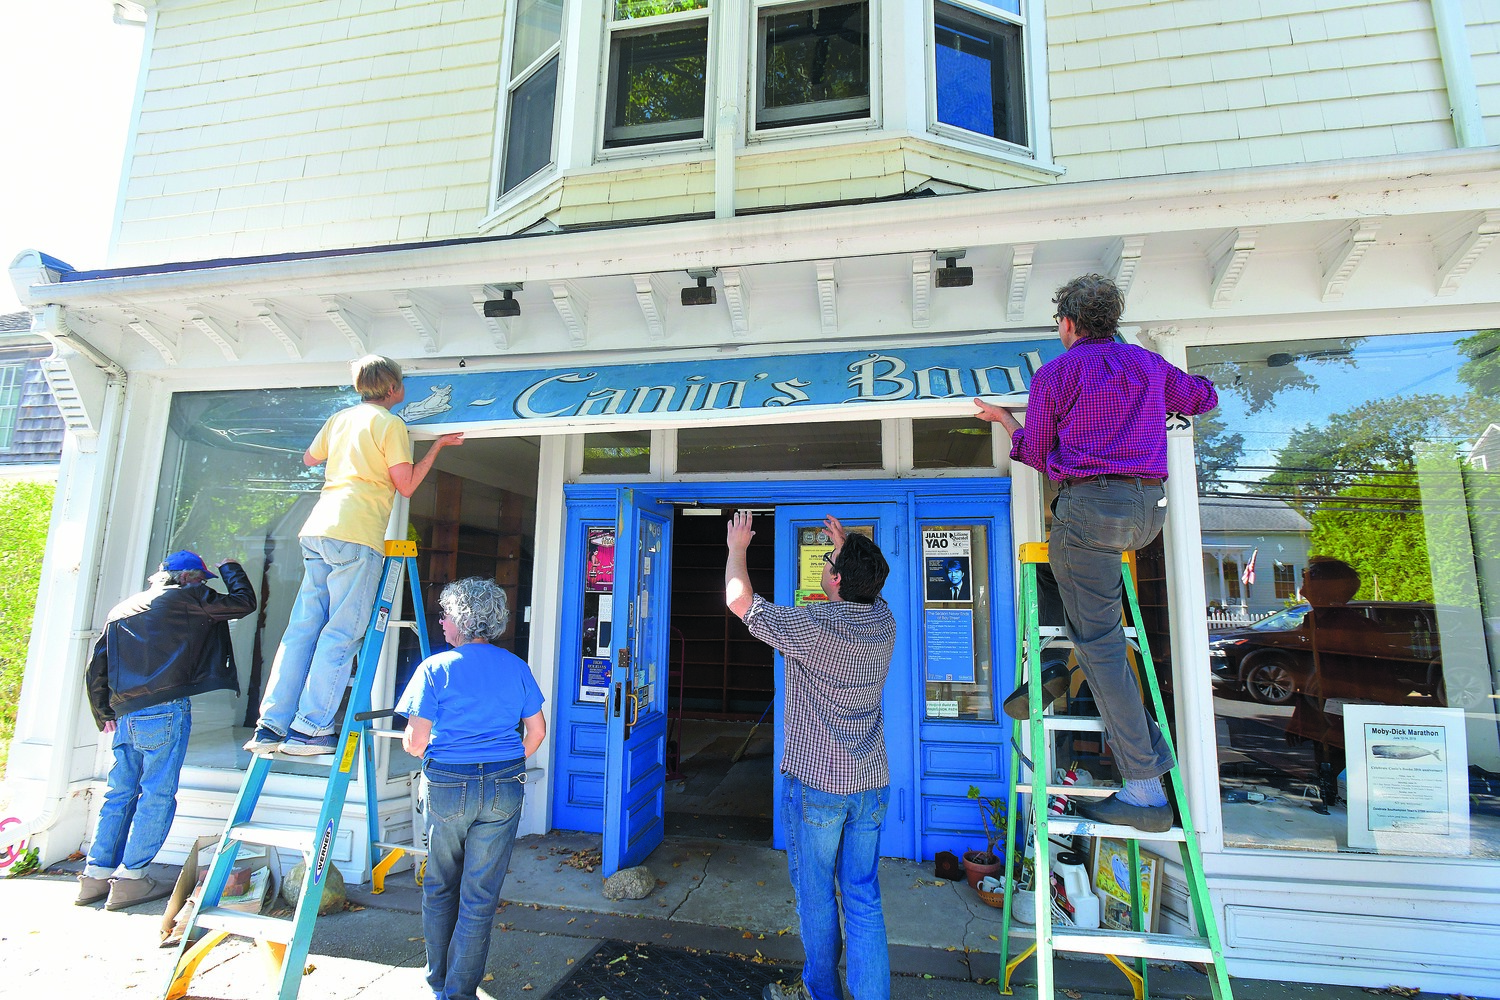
top-left (755, 0), bottom-right (871, 130)
top-left (605, 0), bottom-right (711, 147)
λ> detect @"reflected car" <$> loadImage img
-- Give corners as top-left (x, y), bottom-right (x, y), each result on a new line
top-left (1209, 601), bottom-right (1444, 707)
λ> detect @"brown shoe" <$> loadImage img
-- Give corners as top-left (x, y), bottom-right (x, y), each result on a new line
top-left (106, 874), bottom-right (172, 911)
top-left (75, 874), bottom-right (111, 905)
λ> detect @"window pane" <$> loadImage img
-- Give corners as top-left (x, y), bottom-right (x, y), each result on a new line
top-left (759, 1), bottom-right (870, 128)
top-left (1192, 330), bottom-right (1500, 858)
top-left (913, 417), bottom-right (993, 469)
top-left (582, 430), bottom-right (651, 474)
top-left (606, 24), bottom-right (709, 146)
top-left (502, 55), bottom-right (559, 194)
top-left (677, 420), bottom-right (881, 473)
top-left (513, 0), bottom-right (564, 75)
top-left (934, 2), bottom-right (1026, 146)
top-left (0, 364), bottom-right (22, 449)
top-left (923, 523), bottom-right (994, 721)
top-left (614, 0), bottom-right (707, 19)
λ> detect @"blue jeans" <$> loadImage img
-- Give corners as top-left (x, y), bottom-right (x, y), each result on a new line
top-left (257, 536), bottom-right (384, 737)
top-left (782, 775), bottom-right (891, 1000)
top-left (421, 758), bottom-right (526, 1000)
top-left (86, 698), bottom-right (190, 877)
top-left (1051, 477), bottom-right (1175, 780)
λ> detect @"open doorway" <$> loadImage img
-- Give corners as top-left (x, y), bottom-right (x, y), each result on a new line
top-left (663, 505), bottom-right (776, 842)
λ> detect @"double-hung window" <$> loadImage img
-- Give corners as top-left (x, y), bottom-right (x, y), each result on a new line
top-left (500, 0), bottom-right (565, 194)
top-left (0, 364), bottom-right (23, 450)
top-left (931, 0), bottom-right (1027, 148)
top-left (604, 0), bottom-right (711, 148)
top-left (755, 0), bottom-right (871, 130)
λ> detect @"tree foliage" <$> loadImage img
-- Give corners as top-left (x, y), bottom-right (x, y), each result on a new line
top-left (1456, 328), bottom-right (1500, 399)
top-left (0, 480), bottom-right (56, 776)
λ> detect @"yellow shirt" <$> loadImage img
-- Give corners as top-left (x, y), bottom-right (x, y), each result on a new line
top-left (299, 403), bottom-right (414, 552)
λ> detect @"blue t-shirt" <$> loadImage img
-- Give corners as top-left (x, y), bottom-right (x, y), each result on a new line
top-left (396, 643), bottom-right (545, 764)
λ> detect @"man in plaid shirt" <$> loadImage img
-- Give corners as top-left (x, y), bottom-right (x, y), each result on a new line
top-left (725, 510), bottom-right (896, 1000)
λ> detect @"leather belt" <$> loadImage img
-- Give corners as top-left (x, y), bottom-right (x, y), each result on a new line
top-left (1061, 474), bottom-right (1164, 487)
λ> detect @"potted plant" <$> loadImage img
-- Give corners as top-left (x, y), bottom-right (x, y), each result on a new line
top-left (962, 785), bottom-right (1007, 890)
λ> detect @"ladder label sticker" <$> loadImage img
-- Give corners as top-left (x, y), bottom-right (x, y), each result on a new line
top-left (314, 821), bottom-right (334, 885)
top-left (339, 732), bottom-right (359, 773)
top-left (381, 567), bottom-right (402, 604)
top-left (375, 607), bottom-right (390, 634)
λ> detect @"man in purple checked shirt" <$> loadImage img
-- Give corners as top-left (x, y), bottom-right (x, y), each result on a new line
top-left (974, 274), bottom-right (1218, 833)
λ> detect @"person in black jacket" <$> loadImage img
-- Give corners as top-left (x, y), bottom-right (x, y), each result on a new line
top-left (80, 551), bottom-right (256, 910)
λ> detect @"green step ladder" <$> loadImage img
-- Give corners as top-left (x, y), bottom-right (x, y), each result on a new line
top-left (165, 539), bottom-right (431, 1000)
top-left (998, 542), bottom-right (1233, 1000)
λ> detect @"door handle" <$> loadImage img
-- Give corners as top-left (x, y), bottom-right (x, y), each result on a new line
top-left (612, 682), bottom-right (623, 718)
top-left (626, 693), bottom-right (640, 728)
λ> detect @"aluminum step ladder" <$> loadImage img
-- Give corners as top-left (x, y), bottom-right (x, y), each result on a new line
top-left (165, 539), bottom-right (431, 1000)
top-left (998, 542), bottom-right (1232, 1000)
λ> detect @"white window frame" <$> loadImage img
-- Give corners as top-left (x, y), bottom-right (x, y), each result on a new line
top-left (600, 0), bottom-right (717, 152)
top-left (491, 0), bottom-right (569, 207)
top-left (924, 0), bottom-right (1033, 156)
top-left (0, 363), bottom-right (23, 450)
top-left (749, 0), bottom-right (880, 139)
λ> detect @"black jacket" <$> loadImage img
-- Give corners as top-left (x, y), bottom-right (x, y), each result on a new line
top-left (86, 561), bottom-right (257, 729)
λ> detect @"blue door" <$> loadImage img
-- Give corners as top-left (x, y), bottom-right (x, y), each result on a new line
top-left (602, 487), bottom-right (673, 875)
top-left (771, 503), bottom-right (916, 861)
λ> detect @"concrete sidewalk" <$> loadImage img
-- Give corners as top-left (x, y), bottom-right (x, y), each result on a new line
top-left (1, 830), bottom-right (1426, 1000)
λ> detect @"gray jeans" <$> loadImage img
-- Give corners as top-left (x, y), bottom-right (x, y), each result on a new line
top-left (1050, 477), bottom-right (1175, 781)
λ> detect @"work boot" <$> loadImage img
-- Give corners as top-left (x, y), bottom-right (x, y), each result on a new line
top-left (75, 874), bottom-right (110, 905)
top-left (106, 874), bottom-right (172, 911)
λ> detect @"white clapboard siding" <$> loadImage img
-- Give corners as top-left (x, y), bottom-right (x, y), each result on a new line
top-left (1049, 0), bottom-right (1460, 181)
top-left (113, 0), bottom-right (503, 266)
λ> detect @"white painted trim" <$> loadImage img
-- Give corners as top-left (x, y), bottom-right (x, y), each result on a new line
top-left (1430, 0), bottom-right (1485, 148)
top-left (520, 434), bottom-right (569, 836)
top-left (106, 8), bottom-right (153, 262)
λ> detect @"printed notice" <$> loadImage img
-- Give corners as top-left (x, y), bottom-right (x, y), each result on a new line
top-left (579, 657), bottom-right (610, 704)
top-left (924, 609), bottom-right (976, 683)
top-left (1345, 705), bottom-right (1469, 856)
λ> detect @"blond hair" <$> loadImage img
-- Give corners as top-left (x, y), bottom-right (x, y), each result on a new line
top-left (351, 355), bottom-right (403, 401)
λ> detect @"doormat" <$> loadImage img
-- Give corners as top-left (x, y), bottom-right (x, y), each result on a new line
top-left (543, 939), bottom-right (799, 999)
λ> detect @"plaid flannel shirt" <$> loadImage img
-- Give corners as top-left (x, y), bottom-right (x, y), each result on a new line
top-left (743, 593), bottom-right (896, 795)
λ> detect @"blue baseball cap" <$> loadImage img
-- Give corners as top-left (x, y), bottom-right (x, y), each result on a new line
top-left (160, 550), bottom-right (216, 579)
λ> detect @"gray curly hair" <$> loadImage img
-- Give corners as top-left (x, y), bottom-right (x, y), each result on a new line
top-left (438, 577), bottom-right (510, 642)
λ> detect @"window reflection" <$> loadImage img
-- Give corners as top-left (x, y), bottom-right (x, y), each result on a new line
top-left (1191, 330), bottom-right (1500, 857)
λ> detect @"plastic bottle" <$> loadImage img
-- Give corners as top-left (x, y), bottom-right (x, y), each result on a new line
top-left (1052, 850), bottom-right (1100, 929)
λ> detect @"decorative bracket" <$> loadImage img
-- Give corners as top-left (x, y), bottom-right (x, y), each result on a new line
top-left (1317, 219), bottom-right (1382, 302)
top-left (1208, 228), bottom-right (1259, 309)
top-left (815, 260), bottom-right (838, 336)
top-left (1433, 210), bottom-right (1500, 296)
top-left (721, 267), bottom-right (750, 339)
top-left (910, 254), bottom-right (932, 329)
top-left (632, 274), bottom-right (668, 342)
top-left (253, 301), bottom-right (303, 359)
top-left (1006, 243), bottom-right (1035, 323)
top-left (321, 295), bottom-right (372, 356)
top-left (1103, 236), bottom-right (1146, 300)
top-left (394, 291), bottom-right (441, 354)
top-left (125, 312), bottom-right (179, 366)
top-left (550, 281), bottom-right (589, 348)
top-left (186, 304), bottom-right (240, 362)
top-left (470, 285), bottom-right (516, 351)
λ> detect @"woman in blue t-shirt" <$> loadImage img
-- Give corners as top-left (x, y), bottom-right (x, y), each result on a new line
top-left (398, 577), bottom-right (546, 1000)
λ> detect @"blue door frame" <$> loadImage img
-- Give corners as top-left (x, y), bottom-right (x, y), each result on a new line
top-left (551, 480), bottom-right (1015, 864)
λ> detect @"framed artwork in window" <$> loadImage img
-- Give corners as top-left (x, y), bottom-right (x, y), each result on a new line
top-left (1089, 837), bottom-right (1162, 933)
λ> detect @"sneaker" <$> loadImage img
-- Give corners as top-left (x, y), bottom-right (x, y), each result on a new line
top-left (763, 982), bottom-right (813, 1000)
top-left (243, 725), bottom-right (284, 755)
top-left (279, 731), bottom-right (339, 756)
top-left (75, 874), bottom-right (111, 905)
top-left (106, 874), bottom-right (172, 911)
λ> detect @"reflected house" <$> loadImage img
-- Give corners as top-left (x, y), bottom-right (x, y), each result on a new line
top-left (1199, 496), bottom-right (1311, 623)
top-left (0, 311), bottom-right (64, 480)
top-left (5, 1), bottom-right (1500, 996)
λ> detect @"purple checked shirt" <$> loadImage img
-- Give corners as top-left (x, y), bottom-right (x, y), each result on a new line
top-left (1010, 337), bottom-right (1217, 482)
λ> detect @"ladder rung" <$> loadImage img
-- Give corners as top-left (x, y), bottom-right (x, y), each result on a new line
top-left (367, 728), bottom-right (405, 740)
top-left (1040, 716), bottom-right (1106, 732)
top-left (389, 620), bottom-right (418, 628)
top-left (1039, 785), bottom-right (1114, 798)
top-left (1043, 817), bottom-right (1188, 841)
top-left (1052, 929), bottom-right (1215, 963)
top-left (230, 822), bottom-right (314, 853)
top-left (195, 906), bottom-right (296, 944)
top-left (374, 841), bottom-right (427, 857)
top-left (1036, 626), bottom-right (1137, 640)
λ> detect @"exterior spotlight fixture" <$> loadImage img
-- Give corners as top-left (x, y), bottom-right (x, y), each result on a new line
top-left (682, 268), bottom-right (717, 306)
top-left (483, 283), bottom-right (522, 317)
top-left (934, 250), bottom-right (973, 287)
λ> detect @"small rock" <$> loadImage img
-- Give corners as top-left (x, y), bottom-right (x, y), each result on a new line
top-left (602, 865), bottom-right (656, 900)
top-left (282, 861), bottom-right (347, 915)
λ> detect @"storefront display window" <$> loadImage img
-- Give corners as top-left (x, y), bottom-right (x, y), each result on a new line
top-left (583, 430), bottom-right (651, 474)
top-left (912, 417), bottom-right (994, 469)
top-left (922, 522), bottom-right (994, 720)
top-left (1189, 330), bottom-right (1500, 858)
top-left (676, 420), bottom-right (881, 473)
